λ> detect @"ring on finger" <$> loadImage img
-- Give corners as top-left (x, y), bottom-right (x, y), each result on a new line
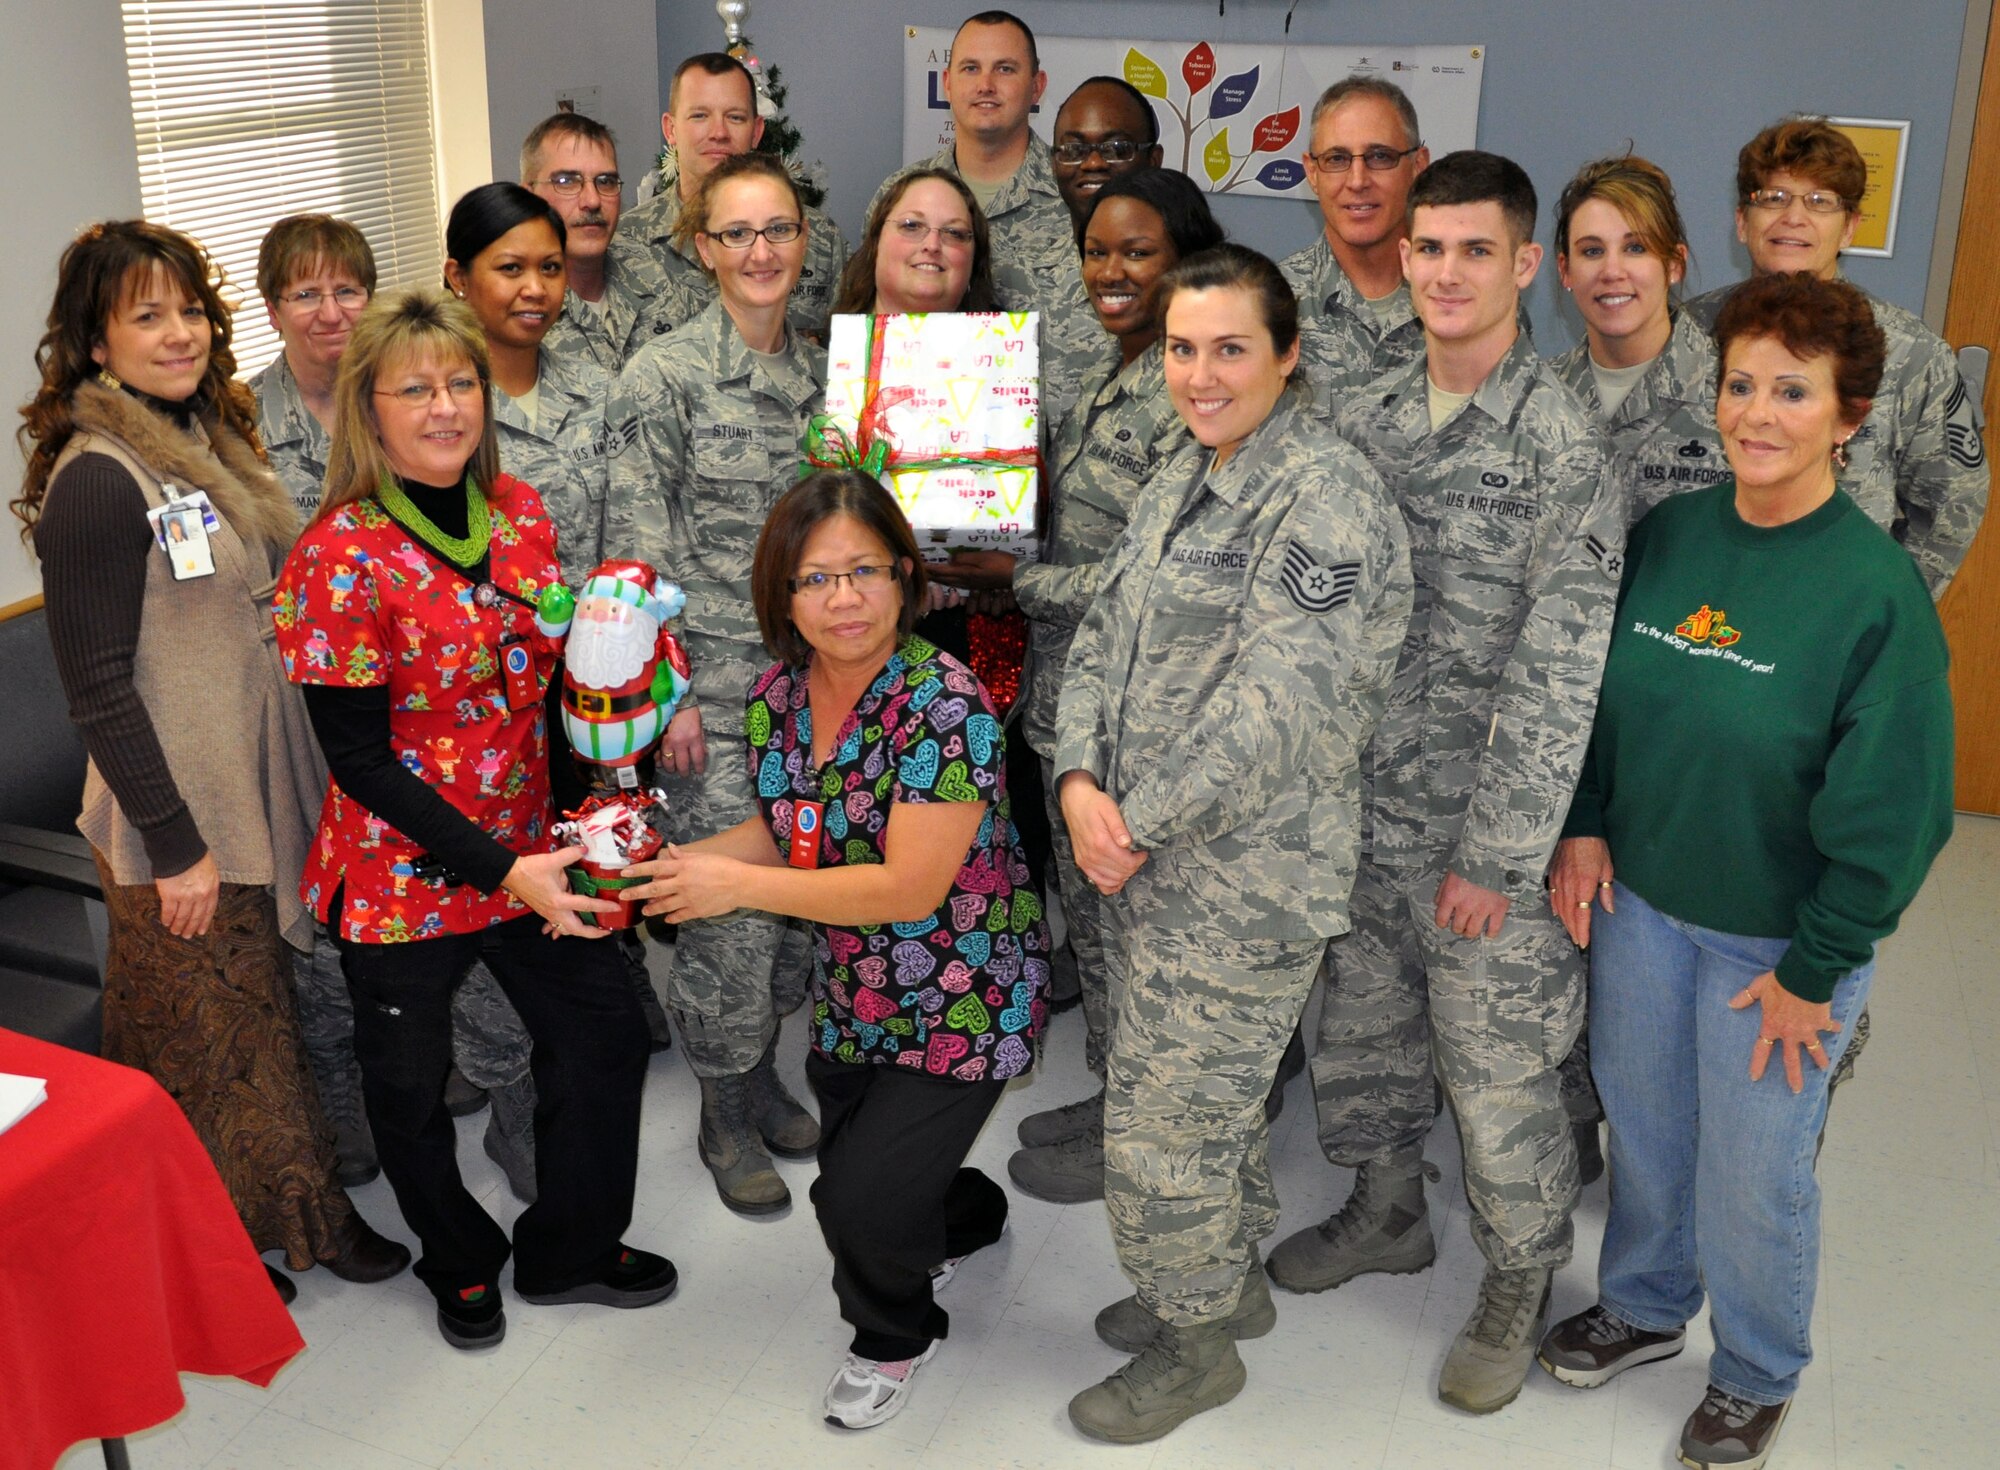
top-left (1575, 900), bottom-right (1591, 909)
top-left (1760, 1036), bottom-right (1778, 1047)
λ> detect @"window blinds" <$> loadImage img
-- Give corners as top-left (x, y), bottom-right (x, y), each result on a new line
top-left (121, 0), bottom-right (442, 375)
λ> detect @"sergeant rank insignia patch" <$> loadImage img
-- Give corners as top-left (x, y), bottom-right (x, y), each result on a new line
top-left (1282, 541), bottom-right (1360, 613)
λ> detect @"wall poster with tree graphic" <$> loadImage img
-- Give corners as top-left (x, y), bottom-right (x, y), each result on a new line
top-left (903, 27), bottom-right (1484, 203)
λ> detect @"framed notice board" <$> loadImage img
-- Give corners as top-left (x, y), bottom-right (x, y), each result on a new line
top-left (1830, 116), bottom-right (1911, 258)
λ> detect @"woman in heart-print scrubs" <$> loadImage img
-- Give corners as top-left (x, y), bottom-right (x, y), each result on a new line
top-left (622, 467), bottom-right (1051, 1433)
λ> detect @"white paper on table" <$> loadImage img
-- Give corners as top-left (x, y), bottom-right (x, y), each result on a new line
top-left (0, 1072), bottom-right (48, 1137)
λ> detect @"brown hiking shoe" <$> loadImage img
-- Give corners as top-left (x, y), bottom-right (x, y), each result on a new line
top-left (1678, 1385), bottom-right (1791, 1469)
top-left (1539, 1304), bottom-right (1685, 1388)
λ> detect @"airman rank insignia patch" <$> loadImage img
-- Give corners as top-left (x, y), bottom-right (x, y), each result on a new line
top-left (1282, 541), bottom-right (1360, 614)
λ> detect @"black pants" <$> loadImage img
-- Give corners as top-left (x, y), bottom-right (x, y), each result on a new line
top-left (807, 1054), bottom-right (1008, 1360)
top-left (338, 914), bottom-right (649, 1298)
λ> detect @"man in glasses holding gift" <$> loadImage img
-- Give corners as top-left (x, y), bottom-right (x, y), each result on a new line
top-left (1284, 77), bottom-right (1433, 408)
top-left (623, 52), bottom-right (848, 340)
top-left (526, 112), bottom-right (695, 373)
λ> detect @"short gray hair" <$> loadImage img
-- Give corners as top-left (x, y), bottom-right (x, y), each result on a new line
top-left (1309, 76), bottom-right (1421, 150)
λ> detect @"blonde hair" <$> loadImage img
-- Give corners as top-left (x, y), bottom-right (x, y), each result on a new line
top-left (319, 287), bottom-right (498, 521)
top-left (1555, 154), bottom-right (1692, 280)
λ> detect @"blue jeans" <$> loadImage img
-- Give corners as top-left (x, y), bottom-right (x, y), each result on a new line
top-left (1590, 882), bottom-right (1872, 1404)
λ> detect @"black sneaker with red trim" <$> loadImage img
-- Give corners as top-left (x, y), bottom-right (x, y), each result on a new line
top-left (516, 1246), bottom-right (678, 1309)
top-left (435, 1281), bottom-right (505, 1350)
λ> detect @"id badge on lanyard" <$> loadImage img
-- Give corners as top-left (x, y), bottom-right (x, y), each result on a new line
top-left (789, 800), bottom-right (824, 869)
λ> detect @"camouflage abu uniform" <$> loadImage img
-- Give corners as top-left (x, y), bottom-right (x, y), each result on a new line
top-left (1553, 309), bottom-right (1724, 526)
top-left (495, 346), bottom-right (620, 589)
top-left (1319, 334), bottom-right (1622, 1272)
top-left (251, 351), bottom-right (367, 1153)
top-left (248, 352), bottom-right (332, 521)
top-left (1281, 234), bottom-right (1424, 420)
top-left (1055, 392), bottom-right (1413, 1325)
top-left (607, 299), bottom-right (822, 1076)
top-left (873, 135), bottom-right (1117, 430)
top-left (1544, 309), bottom-right (1721, 1128)
top-left (620, 184), bottom-right (849, 340)
top-left (1686, 281), bottom-right (1989, 597)
top-left (1017, 342), bottom-right (1184, 1078)
top-left (542, 241), bottom-right (699, 376)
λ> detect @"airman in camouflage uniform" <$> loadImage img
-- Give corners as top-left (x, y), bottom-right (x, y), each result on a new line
top-left (1282, 234), bottom-right (1425, 414)
top-left (876, 134), bottom-right (1116, 429)
top-left (1056, 390), bottom-right (1411, 1436)
top-left (249, 352), bottom-right (332, 521)
top-left (1274, 326), bottom-right (1620, 1411)
top-left (1686, 282), bottom-right (1988, 597)
top-left (1006, 343), bottom-right (1184, 1196)
top-left (621, 184), bottom-right (847, 341)
top-left (1542, 307), bottom-right (1721, 1165)
top-left (1553, 307), bottom-right (1723, 523)
top-left (541, 239), bottom-right (696, 376)
top-left (495, 345), bottom-right (618, 588)
top-left (252, 353), bottom-right (376, 1182)
top-left (608, 298), bottom-right (822, 1211)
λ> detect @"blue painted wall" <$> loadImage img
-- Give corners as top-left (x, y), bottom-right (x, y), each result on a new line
top-left (654, 0), bottom-right (1972, 347)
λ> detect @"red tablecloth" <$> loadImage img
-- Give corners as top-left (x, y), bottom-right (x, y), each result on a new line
top-left (0, 1028), bottom-right (305, 1470)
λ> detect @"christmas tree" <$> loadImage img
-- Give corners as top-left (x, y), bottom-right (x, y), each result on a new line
top-left (656, 36), bottom-right (828, 208)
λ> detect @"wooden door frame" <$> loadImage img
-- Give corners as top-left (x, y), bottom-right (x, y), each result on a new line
top-left (1939, 0), bottom-right (2000, 814)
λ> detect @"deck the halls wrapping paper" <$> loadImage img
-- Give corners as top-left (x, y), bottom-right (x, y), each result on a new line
top-left (814, 312), bottom-right (1042, 563)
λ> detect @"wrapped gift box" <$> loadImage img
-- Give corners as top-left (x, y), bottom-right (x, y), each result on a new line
top-left (821, 312), bottom-right (1041, 563)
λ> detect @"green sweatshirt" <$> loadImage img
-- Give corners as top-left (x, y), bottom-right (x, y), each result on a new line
top-left (1565, 483), bottom-right (1954, 1001)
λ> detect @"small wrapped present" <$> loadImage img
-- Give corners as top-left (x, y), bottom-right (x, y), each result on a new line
top-left (812, 312), bottom-right (1042, 563)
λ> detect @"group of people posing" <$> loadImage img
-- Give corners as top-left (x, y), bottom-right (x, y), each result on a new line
top-left (12, 9), bottom-right (1981, 1468)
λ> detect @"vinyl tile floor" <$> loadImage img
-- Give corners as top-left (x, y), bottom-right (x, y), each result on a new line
top-left (60, 814), bottom-right (2000, 1470)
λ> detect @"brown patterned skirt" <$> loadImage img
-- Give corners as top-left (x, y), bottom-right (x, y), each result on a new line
top-left (95, 853), bottom-right (358, 1269)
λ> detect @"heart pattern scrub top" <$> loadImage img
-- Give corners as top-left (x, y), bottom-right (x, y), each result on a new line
top-left (744, 636), bottom-right (1051, 1081)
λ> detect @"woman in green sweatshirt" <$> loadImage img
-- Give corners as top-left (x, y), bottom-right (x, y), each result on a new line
top-left (1531, 272), bottom-right (1954, 1470)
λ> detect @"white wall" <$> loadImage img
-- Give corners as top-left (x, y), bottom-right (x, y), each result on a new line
top-left (481, 0), bottom-right (663, 198)
top-left (0, 0), bottom-right (143, 606)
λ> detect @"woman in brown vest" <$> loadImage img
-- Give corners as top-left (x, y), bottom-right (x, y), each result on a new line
top-left (12, 220), bottom-right (408, 1303)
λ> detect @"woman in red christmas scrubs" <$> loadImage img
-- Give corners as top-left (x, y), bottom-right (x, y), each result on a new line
top-left (275, 286), bottom-right (676, 1350)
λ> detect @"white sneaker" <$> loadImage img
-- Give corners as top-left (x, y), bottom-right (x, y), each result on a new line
top-left (822, 1340), bottom-right (939, 1429)
top-left (929, 1217), bottom-right (1009, 1292)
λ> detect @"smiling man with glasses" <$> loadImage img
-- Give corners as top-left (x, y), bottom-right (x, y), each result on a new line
top-left (1283, 77), bottom-right (1433, 408)
top-left (621, 53), bottom-right (849, 341)
top-left (1049, 76), bottom-right (1165, 227)
top-left (524, 112), bottom-right (697, 374)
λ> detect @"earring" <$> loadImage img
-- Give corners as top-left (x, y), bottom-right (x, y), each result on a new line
top-left (96, 368), bottom-right (122, 391)
top-left (454, 290), bottom-right (465, 299)
top-left (1832, 437), bottom-right (1851, 471)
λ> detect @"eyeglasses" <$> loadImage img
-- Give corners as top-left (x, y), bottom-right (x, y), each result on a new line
top-left (889, 216), bottom-right (976, 247)
top-left (373, 376), bottom-right (482, 409)
top-left (1310, 144), bottom-right (1424, 174)
top-left (537, 170), bottom-right (622, 197)
top-left (280, 285), bottom-right (369, 311)
top-left (702, 220), bottom-right (805, 250)
top-left (1743, 187), bottom-right (1850, 214)
top-left (1051, 138), bottom-right (1145, 166)
top-left (787, 564), bottom-right (894, 597)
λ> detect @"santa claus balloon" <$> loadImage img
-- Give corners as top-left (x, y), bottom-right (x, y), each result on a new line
top-left (534, 558), bottom-right (692, 927)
